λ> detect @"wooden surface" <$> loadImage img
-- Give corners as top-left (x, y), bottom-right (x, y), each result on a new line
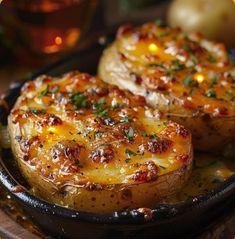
top-left (0, 210), bottom-right (40, 239)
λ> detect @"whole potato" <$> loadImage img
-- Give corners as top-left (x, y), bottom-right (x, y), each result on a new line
top-left (167, 0), bottom-right (235, 47)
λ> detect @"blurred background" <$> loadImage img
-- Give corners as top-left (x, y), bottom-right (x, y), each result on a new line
top-left (0, 0), bottom-right (234, 91)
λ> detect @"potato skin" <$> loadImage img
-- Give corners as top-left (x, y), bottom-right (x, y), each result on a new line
top-left (98, 23), bottom-right (235, 153)
top-left (8, 72), bottom-right (192, 212)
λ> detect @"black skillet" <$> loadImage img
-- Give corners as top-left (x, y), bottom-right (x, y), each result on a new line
top-left (0, 33), bottom-right (235, 239)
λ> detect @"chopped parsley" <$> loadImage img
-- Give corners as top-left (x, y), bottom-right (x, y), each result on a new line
top-left (207, 55), bottom-right (217, 63)
top-left (40, 86), bottom-right (49, 96)
top-left (94, 131), bottom-right (103, 139)
top-left (210, 76), bottom-right (217, 87)
top-left (71, 92), bottom-right (91, 109)
top-left (94, 98), bottom-right (109, 118)
top-left (142, 132), bottom-right (158, 139)
top-left (183, 76), bottom-right (193, 86)
top-left (50, 85), bottom-right (59, 93)
top-left (40, 85), bottom-right (60, 96)
top-left (96, 108), bottom-right (109, 118)
top-left (125, 158), bottom-right (131, 163)
top-left (183, 76), bottom-right (198, 87)
top-left (120, 116), bottom-right (131, 123)
top-left (125, 148), bottom-right (137, 157)
top-left (171, 60), bottom-right (185, 71)
top-left (29, 108), bottom-right (46, 114)
top-left (205, 89), bottom-right (217, 98)
top-left (125, 127), bottom-right (134, 141)
top-left (112, 102), bottom-right (125, 109)
top-left (146, 63), bottom-right (164, 68)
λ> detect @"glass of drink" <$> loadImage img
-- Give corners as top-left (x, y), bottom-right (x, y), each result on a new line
top-left (0, 0), bottom-right (97, 63)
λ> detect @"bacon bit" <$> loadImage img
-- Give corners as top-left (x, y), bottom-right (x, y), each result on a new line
top-left (37, 114), bottom-right (63, 127)
top-left (89, 144), bottom-right (114, 163)
top-left (146, 138), bottom-right (173, 154)
top-left (89, 86), bottom-right (109, 97)
top-left (21, 81), bottom-right (36, 92)
top-left (176, 125), bottom-right (190, 138)
top-left (155, 85), bottom-right (167, 91)
top-left (213, 107), bottom-right (229, 117)
top-left (51, 140), bottom-right (82, 163)
top-left (20, 136), bottom-right (40, 154)
top-left (133, 95), bottom-right (146, 106)
top-left (137, 208), bottom-right (153, 221)
top-left (117, 24), bottom-right (133, 38)
top-left (132, 161), bottom-right (158, 182)
top-left (130, 73), bottom-right (142, 85)
top-left (113, 122), bottom-right (135, 143)
top-left (177, 154), bottom-right (190, 164)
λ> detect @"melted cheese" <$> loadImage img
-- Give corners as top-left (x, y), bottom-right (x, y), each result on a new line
top-left (116, 23), bottom-right (235, 116)
top-left (9, 72), bottom-right (192, 188)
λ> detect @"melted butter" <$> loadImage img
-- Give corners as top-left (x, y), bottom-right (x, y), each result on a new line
top-left (164, 153), bottom-right (235, 203)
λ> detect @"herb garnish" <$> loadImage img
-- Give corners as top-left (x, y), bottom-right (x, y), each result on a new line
top-left (94, 131), bottom-right (103, 139)
top-left (205, 89), bottom-right (217, 98)
top-left (125, 127), bottom-right (134, 141)
top-left (41, 85), bottom-right (59, 96)
top-left (112, 102), bottom-right (125, 109)
top-left (29, 108), bottom-right (46, 114)
top-left (71, 92), bottom-right (91, 109)
top-left (125, 148), bottom-right (137, 157)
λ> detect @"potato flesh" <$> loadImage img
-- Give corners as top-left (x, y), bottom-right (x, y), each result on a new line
top-left (98, 23), bottom-right (235, 153)
top-left (8, 72), bottom-right (192, 212)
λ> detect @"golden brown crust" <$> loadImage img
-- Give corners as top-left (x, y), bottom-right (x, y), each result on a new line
top-left (98, 23), bottom-right (235, 152)
top-left (8, 72), bottom-right (192, 212)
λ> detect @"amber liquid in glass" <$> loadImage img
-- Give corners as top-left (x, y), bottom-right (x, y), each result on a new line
top-left (2, 0), bottom-right (96, 55)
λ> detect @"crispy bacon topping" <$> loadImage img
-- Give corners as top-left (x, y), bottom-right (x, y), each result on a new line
top-left (132, 161), bottom-right (158, 182)
top-left (146, 138), bottom-right (173, 154)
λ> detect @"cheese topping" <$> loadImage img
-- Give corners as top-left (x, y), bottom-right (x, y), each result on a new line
top-left (10, 72), bottom-right (192, 188)
top-left (116, 23), bottom-right (235, 116)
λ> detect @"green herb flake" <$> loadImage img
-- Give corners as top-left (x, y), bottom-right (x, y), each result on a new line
top-left (120, 116), bottom-right (131, 123)
top-left (125, 148), bottom-right (137, 157)
top-left (101, 142), bottom-right (111, 147)
top-left (125, 158), bottom-right (131, 163)
top-left (172, 60), bottom-right (185, 71)
top-left (51, 85), bottom-right (59, 93)
top-left (29, 108), bottom-right (46, 114)
top-left (96, 108), bottom-right (109, 118)
top-left (148, 134), bottom-right (158, 139)
top-left (205, 89), bottom-right (217, 98)
top-left (162, 121), bottom-right (168, 126)
top-left (183, 76), bottom-right (193, 87)
top-left (94, 131), bottom-right (103, 139)
top-left (160, 165), bottom-right (167, 170)
top-left (40, 86), bottom-right (49, 96)
top-left (71, 92), bottom-right (91, 109)
top-left (146, 63), bottom-right (164, 68)
top-left (207, 55), bottom-right (217, 63)
top-left (125, 127), bottom-right (134, 141)
top-left (112, 102), bottom-right (125, 109)
top-left (189, 88), bottom-right (195, 95)
top-left (210, 76), bottom-right (217, 86)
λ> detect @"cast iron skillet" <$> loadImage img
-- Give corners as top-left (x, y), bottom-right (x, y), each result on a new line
top-left (0, 34), bottom-right (235, 239)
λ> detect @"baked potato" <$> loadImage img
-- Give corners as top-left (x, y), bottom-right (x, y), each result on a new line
top-left (8, 72), bottom-right (192, 212)
top-left (98, 23), bottom-right (235, 153)
top-left (167, 0), bottom-right (235, 48)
